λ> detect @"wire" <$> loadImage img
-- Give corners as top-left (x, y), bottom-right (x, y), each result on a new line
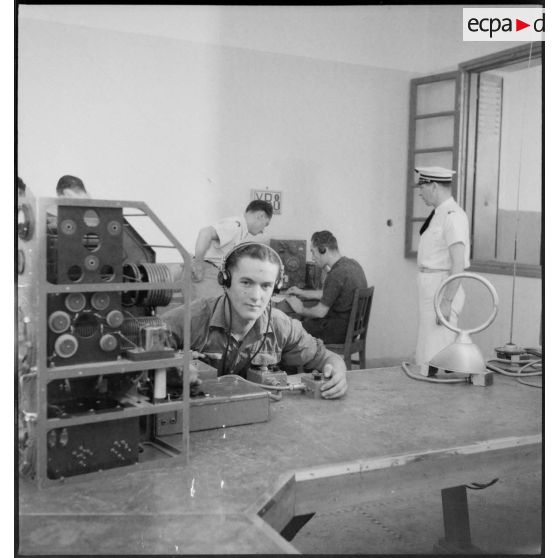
top-left (220, 296), bottom-right (273, 376)
top-left (114, 331), bottom-right (139, 349)
top-left (220, 293), bottom-right (233, 375)
top-left (218, 374), bottom-right (305, 392)
top-left (401, 361), bottom-right (469, 384)
top-left (486, 360), bottom-right (542, 377)
top-left (516, 378), bottom-right (542, 389)
top-left (243, 300), bottom-right (273, 371)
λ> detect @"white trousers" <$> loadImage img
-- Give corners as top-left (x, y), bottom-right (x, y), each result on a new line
top-left (415, 271), bottom-right (465, 370)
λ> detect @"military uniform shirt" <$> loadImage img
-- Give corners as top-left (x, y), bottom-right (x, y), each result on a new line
top-left (417, 197), bottom-right (470, 270)
top-left (161, 295), bottom-right (335, 377)
top-left (204, 216), bottom-right (249, 266)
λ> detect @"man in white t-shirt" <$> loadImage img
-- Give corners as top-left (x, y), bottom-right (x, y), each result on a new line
top-left (191, 200), bottom-right (273, 299)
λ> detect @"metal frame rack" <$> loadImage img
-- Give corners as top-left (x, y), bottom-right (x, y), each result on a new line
top-left (18, 195), bottom-right (190, 488)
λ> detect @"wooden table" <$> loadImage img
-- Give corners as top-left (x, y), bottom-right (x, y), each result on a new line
top-left (18, 367), bottom-right (542, 554)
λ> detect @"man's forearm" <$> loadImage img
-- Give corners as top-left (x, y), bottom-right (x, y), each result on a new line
top-left (299, 303), bottom-right (328, 319)
top-left (194, 227), bottom-right (217, 261)
top-left (298, 289), bottom-right (323, 301)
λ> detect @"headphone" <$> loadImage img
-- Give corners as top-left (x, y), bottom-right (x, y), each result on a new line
top-left (217, 242), bottom-right (285, 293)
top-left (313, 231), bottom-right (336, 254)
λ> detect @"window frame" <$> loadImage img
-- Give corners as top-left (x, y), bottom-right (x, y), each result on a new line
top-left (458, 43), bottom-right (542, 279)
top-left (405, 71), bottom-right (461, 257)
top-left (405, 44), bottom-right (543, 279)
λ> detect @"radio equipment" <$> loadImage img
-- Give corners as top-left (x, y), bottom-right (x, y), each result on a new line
top-left (17, 193), bottom-right (190, 488)
top-left (269, 239), bottom-right (307, 290)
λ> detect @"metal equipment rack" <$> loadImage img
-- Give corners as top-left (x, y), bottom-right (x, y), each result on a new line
top-left (18, 196), bottom-right (190, 488)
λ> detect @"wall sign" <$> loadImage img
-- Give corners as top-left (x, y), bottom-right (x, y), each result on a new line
top-left (251, 189), bottom-right (282, 214)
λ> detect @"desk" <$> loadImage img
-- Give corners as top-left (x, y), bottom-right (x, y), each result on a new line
top-left (18, 367), bottom-right (542, 554)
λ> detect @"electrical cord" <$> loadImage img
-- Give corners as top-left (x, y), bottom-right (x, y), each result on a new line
top-left (243, 300), bottom-right (273, 370)
top-left (217, 374), bottom-right (306, 392)
top-left (220, 293), bottom-right (233, 375)
top-left (220, 296), bottom-right (273, 375)
top-left (516, 378), bottom-right (542, 388)
top-left (401, 361), bottom-right (469, 384)
top-left (486, 359), bottom-right (542, 377)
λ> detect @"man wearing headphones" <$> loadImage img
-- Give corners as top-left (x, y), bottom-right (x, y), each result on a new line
top-left (284, 231), bottom-right (367, 344)
top-left (162, 242), bottom-right (347, 399)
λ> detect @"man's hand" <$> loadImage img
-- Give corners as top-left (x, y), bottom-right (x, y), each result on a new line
top-left (286, 286), bottom-right (304, 297)
top-left (192, 260), bottom-right (205, 282)
top-left (285, 295), bottom-right (304, 314)
top-left (320, 362), bottom-right (347, 399)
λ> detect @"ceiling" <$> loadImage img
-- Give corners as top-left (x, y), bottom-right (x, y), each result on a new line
top-left (19, 4), bottom-right (526, 75)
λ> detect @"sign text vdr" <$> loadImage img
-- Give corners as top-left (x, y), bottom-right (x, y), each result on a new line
top-left (251, 189), bottom-right (282, 215)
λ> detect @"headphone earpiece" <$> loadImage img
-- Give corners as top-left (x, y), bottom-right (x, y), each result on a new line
top-left (318, 246), bottom-right (326, 255)
top-left (217, 269), bottom-right (231, 289)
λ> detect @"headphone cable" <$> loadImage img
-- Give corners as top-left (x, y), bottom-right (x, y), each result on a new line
top-left (244, 299), bottom-right (273, 371)
top-left (220, 293), bottom-right (233, 375)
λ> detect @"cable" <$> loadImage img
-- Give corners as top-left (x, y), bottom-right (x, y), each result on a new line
top-left (508, 41), bottom-right (535, 345)
top-left (220, 297), bottom-right (273, 376)
top-left (486, 360), bottom-right (542, 377)
top-left (217, 374), bottom-right (305, 392)
top-left (243, 300), bottom-right (273, 371)
top-left (220, 293), bottom-right (233, 375)
top-left (401, 361), bottom-right (469, 384)
top-left (516, 378), bottom-right (542, 389)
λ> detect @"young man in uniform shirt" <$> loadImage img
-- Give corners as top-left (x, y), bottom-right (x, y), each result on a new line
top-left (162, 242), bottom-right (347, 399)
top-left (284, 231), bottom-right (367, 344)
top-left (414, 166), bottom-right (470, 376)
top-left (191, 200), bottom-right (274, 300)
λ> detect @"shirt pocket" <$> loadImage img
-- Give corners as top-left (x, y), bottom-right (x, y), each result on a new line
top-left (430, 226), bottom-right (444, 240)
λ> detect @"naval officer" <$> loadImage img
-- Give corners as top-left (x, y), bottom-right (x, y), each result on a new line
top-left (414, 166), bottom-right (470, 376)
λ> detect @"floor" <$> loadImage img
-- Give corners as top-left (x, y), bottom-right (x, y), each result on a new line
top-left (292, 469), bottom-right (542, 554)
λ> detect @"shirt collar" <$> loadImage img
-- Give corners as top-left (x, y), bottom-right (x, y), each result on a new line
top-left (435, 196), bottom-right (456, 214)
top-left (209, 294), bottom-right (271, 337)
top-left (329, 256), bottom-right (345, 271)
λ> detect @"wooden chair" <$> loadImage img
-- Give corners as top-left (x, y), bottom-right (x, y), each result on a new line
top-left (326, 286), bottom-right (374, 370)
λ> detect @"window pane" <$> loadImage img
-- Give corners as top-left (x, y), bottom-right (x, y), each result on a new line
top-left (416, 80), bottom-right (455, 115)
top-left (469, 61), bottom-right (541, 269)
top-left (471, 73), bottom-right (502, 261)
top-left (414, 151), bottom-right (454, 171)
top-left (496, 210), bottom-right (541, 265)
top-left (415, 116), bottom-right (454, 149)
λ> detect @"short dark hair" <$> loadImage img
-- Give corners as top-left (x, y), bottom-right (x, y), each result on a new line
top-left (311, 230), bottom-right (338, 253)
top-left (56, 175), bottom-right (88, 196)
top-left (17, 177), bottom-right (26, 196)
top-left (226, 243), bottom-right (281, 277)
top-left (245, 200), bottom-right (273, 219)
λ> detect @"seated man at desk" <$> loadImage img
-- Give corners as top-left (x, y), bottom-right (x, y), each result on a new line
top-left (162, 242), bottom-right (347, 399)
top-left (284, 231), bottom-right (367, 344)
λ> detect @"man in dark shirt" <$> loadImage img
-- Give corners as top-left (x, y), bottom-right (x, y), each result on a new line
top-left (285, 231), bottom-right (367, 344)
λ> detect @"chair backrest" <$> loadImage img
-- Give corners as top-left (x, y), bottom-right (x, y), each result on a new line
top-left (343, 286), bottom-right (375, 346)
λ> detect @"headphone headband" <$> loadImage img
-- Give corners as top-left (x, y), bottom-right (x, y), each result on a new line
top-left (217, 242), bottom-right (285, 292)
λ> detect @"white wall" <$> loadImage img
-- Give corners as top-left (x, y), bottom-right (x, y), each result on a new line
top-left (18, 15), bottom-right (542, 365)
